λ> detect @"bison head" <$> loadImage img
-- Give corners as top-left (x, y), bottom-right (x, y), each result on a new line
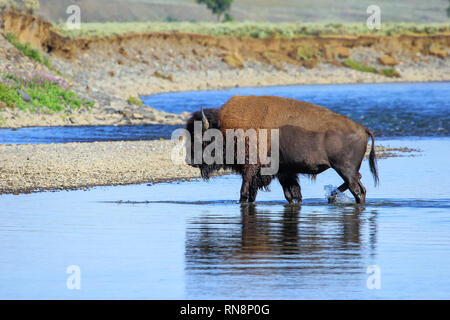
top-left (185, 108), bottom-right (223, 180)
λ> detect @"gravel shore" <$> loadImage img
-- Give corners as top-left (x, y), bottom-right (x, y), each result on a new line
top-left (0, 140), bottom-right (419, 194)
top-left (0, 140), bottom-right (199, 194)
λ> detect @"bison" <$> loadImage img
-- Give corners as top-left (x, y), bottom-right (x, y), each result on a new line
top-left (185, 95), bottom-right (379, 204)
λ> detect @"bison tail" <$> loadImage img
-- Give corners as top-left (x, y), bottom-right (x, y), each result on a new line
top-left (367, 129), bottom-right (379, 187)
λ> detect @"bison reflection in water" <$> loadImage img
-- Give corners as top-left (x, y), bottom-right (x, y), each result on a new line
top-left (184, 205), bottom-right (376, 279)
top-left (185, 95), bottom-right (379, 204)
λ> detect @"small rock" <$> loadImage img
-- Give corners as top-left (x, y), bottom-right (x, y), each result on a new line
top-left (378, 55), bottom-right (398, 66)
top-left (17, 89), bottom-right (31, 102)
top-left (132, 113), bottom-right (144, 120)
top-left (120, 111), bottom-right (132, 118)
top-left (223, 53), bottom-right (243, 69)
top-left (334, 47), bottom-right (350, 58)
top-left (429, 44), bottom-right (447, 59)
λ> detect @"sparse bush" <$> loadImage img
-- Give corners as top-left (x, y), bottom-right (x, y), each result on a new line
top-left (344, 59), bottom-right (401, 78)
top-left (153, 71), bottom-right (173, 81)
top-left (165, 16), bottom-right (179, 22)
top-left (0, 73), bottom-right (94, 113)
top-left (0, 0), bottom-right (40, 14)
top-left (380, 68), bottom-right (401, 78)
top-left (127, 96), bottom-right (143, 106)
top-left (23, 0), bottom-right (39, 13)
top-left (344, 59), bottom-right (377, 73)
top-left (5, 33), bottom-right (57, 72)
top-left (223, 12), bottom-right (234, 23)
top-left (297, 46), bottom-right (314, 60)
top-left (0, 81), bottom-right (26, 109)
top-left (196, 0), bottom-right (233, 22)
top-left (5, 33), bottom-right (42, 62)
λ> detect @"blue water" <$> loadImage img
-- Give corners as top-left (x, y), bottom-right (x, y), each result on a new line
top-left (0, 124), bottom-right (182, 145)
top-left (143, 81), bottom-right (450, 137)
top-left (0, 138), bottom-right (449, 299)
top-left (1, 82), bottom-right (449, 299)
top-left (1, 82), bottom-right (448, 144)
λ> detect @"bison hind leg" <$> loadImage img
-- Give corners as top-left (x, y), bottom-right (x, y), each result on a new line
top-left (348, 177), bottom-right (366, 204)
top-left (331, 165), bottom-right (367, 204)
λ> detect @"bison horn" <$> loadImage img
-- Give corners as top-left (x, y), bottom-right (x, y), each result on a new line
top-left (201, 107), bottom-right (209, 130)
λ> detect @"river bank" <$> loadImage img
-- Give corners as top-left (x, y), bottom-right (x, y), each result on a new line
top-left (0, 140), bottom-right (419, 195)
top-left (0, 11), bottom-right (449, 128)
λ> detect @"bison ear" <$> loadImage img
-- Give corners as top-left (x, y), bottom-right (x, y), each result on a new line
top-left (201, 107), bottom-right (210, 130)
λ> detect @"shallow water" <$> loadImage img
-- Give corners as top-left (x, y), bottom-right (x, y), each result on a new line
top-left (0, 138), bottom-right (449, 299)
top-left (0, 124), bottom-right (181, 145)
top-left (0, 82), bottom-right (449, 144)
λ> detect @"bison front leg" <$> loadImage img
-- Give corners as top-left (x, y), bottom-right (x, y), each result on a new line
top-left (239, 165), bottom-right (258, 203)
top-left (277, 172), bottom-right (302, 204)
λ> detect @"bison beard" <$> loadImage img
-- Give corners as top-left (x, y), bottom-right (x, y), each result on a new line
top-left (185, 95), bottom-right (379, 204)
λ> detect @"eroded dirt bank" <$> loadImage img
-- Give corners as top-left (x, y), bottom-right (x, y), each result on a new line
top-left (0, 11), bottom-right (449, 128)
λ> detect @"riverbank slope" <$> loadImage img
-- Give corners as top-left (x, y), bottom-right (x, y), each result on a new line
top-left (0, 11), bottom-right (449, 128)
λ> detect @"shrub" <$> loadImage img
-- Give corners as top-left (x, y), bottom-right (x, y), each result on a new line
top-left (0, 81), bottom-right (26, 109)
top-left (344, 59), bottom-right (401, 78)
top-left (297, 45), bottom-right (314, 60)
top-left (380, 68), bottom-right (401, 78)
top-left (127, 96), bottom-right (143, 106)
top-left (0, 73), bottom-right (94, 113)
top-left (343, 59), bottom-right (377, 73)
top-left (5, 33), bottom-right (43, 62)
top-left (0, 0), bottom-right (40, 14)
top-left (5, 33), bottom-right (57, 72)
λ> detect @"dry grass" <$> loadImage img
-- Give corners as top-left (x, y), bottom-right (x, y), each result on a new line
top-left (54, 21), bottom-right (450, 39)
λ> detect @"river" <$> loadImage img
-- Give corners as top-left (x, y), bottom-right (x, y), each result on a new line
top-left (0, 82), bottom-right (449, 299)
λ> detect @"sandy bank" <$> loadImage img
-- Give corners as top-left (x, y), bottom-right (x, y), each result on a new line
top-left (0, 140), bottom-right (420, 195)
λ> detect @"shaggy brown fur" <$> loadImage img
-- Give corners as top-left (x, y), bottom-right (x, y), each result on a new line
top-left (186, 95), bottom-right (379, 204)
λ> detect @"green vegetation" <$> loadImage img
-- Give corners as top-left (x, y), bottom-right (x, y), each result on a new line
top-left (380, 68), bottom-right (401, 78)
top-left (126, 96), bottom-right (143, 106)
top-left (195, 0), bottom-right (233, 22)
top-left (54, 21), bottom-right (450, 39)
top-left (0, 73), bottom-right (94, 113)
top-left (4, 33), bottom-right (52, 69)
top-left (0, 81), bottom-right (25, 109)
top-left (343, 59), bottom-right (401, 78)
top-left (0, 0), bottom-right (40, 14)
top-left (153, 71), bottom-right (173, 81)
top-left (223, 12), bottom-right (234, 23)
top-left (343, 59), bottom-right (377, 73)
top-left (296, 45), bottom-right (314, 60)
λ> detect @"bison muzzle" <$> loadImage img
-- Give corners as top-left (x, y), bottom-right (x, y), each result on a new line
top-left (185, 95), bottom-right (379, 204)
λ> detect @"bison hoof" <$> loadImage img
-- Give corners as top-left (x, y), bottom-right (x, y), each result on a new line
top-left (328, 195), bottom-right (337, 203)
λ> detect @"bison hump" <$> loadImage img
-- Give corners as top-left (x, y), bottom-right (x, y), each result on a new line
top-left (219, 95), bottom-right (360, 133)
